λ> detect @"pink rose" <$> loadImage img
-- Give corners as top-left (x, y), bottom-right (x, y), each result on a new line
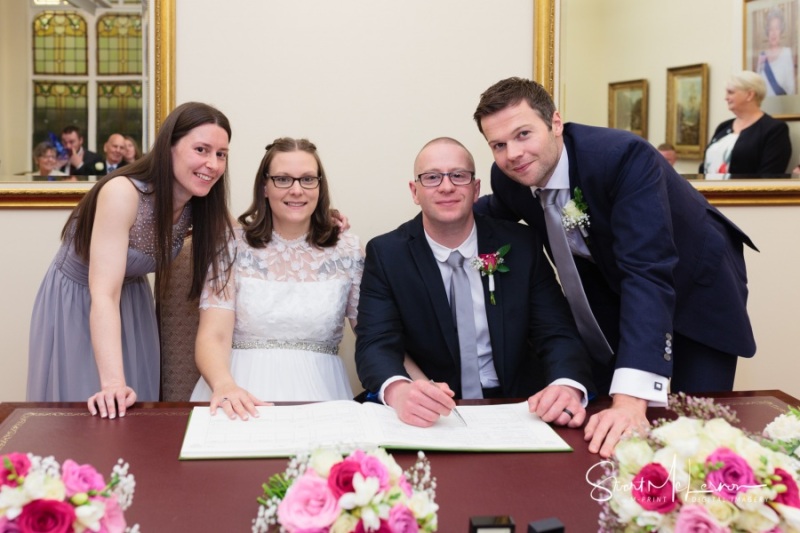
top-left (674, 504), bottom-right (729, 533)
top-left (278, 472), bottom-right (339, 532)
top-left (0, 453), bottom-right (31, 488)
top-left (773, 468), bottom-right (800, 508)
top-left (388, 504), bottom-right (419, 533)
top-left (704, 448), bottom-right (757, 502)
top-left (0, 516), bottom-right (23, 532)
top-left (16, 499), bottom-right (76, 533)
top-left (97, 497), bottom-right (127, 533)
top-left (61, 460), bottom-right (105, 497)
top-left (327, 458), bottom-right (362, 499)
top-left (355, 519), bottom-right (392, 533)
top-left (631, 463), bottom-right (678, 513)
top-left (398, 476), bottom-right (413, 498)
top-left (479, 253), bottom-right (498, 270)
top-left (353, 453), bottom-right (389, 492)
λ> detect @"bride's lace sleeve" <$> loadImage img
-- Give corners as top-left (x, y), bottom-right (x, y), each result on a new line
top-left (340, 232), bottom-right (364, 320)
top-left (198, 230), bottom-right (239, 311)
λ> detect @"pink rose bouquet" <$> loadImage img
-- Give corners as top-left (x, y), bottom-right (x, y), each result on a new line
top-left (0, 452), bottom-right (137, 533)
top-left (591, 395), bottom-right (800, 532)
top-left (252, 448), bottom-right (438, 533)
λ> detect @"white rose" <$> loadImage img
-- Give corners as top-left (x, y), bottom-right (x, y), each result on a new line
top-left (0, 485), bottom-right (31, 520)
top-left (22, 470), bottom-right (66, 501)
top-left (732, 435), bottom-right (777, 475)
top-left (734, 504), bottom-right (780, 532)
top-left (652, 417), bottom-right (703, 457)
top-left (609, 491), bottom-right (644, 522)
top-left (705, 418), bottom-right (745, 446)
top-left (736, 486), bottom-right (776, 512)
top-left (705, 499), bottom-right (739, 526)
top-left (309, 449), bottom-right (343, 478)
top-left (74, 500), bottom-right (106, 532)
top-left (562, 200), bottom-right (584, 219)
top-left (614, 439), bottom-right (655, 475)
top-left (95, 162), bottom-right (104, 171)
top-left (764, 413), bottom-right (800, 440)
top-left (408, 491), bottom-right (439, 520)
top-left (635, 510), bottom-right (666, 530)
top-left (330, 513), bottom-right (359, 533)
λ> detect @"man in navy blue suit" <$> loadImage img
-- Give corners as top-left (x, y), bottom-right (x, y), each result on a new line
top-left (355, 138), bottom-right (593, 428)
top-left (473, 77), bottom-right (757, 457)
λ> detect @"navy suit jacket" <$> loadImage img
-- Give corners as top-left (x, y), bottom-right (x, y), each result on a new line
top-left (355, 213), bottom-right (593, 399)
top-left (64, 149), bottom-right (104, 176)
top-left (477, 123), bottom-right (757, 379)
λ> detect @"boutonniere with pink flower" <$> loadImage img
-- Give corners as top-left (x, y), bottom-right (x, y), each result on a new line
top-left (470, 244), bottom-right (510, 305)
top-left (0, 452), bottom-right (137, 533)
top-left (561, 187), bottom-right (590, 238)
top-left (252, 447), bottom-right (437, 533)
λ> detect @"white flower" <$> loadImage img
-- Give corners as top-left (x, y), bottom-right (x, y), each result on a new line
top-left (22, 470), bottom-right (66, 502)
top-left (635, 510), bottom-right (666, 530)
top-left (330, 513), bottom-right (360, 533)
top-left (339, 473), bottom-right (380, 510)
top-left (652, 417), bottom-right (704, 457)
top-left (614, 438), bottom-right (655, 475)
top-left (75, 499), bottom-right (106, 532)
top-left (609, 490), bottom-right (645, 522)
top-left (309, 449), bottom-right (343, 478)
top-left (764, 413), bottom-right (800, 440)
top-left (773, 502), bottom-right (800, 531)
top-left (705, 498), bottom-right (739, 526)
top-left (371, 448), bottom-right (403, 482)
top-left (0, 485), bottom-right (31, 520)
top-left (705, 419), bottom-right (745, 446)
top-left (408, 491), bottom-right (439, 520)
top-left (562, 200), bottom-right (584, 220)
top-left (95, 162), bottom-right (105, 171)
top-left (734, 504), bottom-right (780, 532)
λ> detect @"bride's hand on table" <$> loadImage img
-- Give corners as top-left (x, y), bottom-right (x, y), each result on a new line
top-left (210, 384), bottom-right (272, 420)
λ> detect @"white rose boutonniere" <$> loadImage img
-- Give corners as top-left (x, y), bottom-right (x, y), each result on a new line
top-left (94, 162), bottom-right (105, 172)
top-left (561, 187), bottom-right (590, 238)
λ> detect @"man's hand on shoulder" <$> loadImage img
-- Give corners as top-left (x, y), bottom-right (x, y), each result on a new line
top-left (528, 385), bottom-right (585, 428)
top-left (384, 380), bottom-right (456, 427)
top-left (584, 393), bottom-right (650, 458)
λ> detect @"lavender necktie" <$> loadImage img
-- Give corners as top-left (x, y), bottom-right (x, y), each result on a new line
top-left (540, 188), bottom-right (613, 361)
top-left (445, 251), bottom-right (483, 399)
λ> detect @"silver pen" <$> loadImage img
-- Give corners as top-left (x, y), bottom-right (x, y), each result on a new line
top-left (430, 380), bottom-right (467, 426)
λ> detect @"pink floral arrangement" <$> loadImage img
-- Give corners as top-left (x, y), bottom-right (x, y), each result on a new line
top-left (591, 395), bottom-right (800, 532)
top-left (469, 244), bottom-right (510, 305)
top-left (252, 448), bottom-right (437, 533)
top-left (0, 452), bottom-right (137, 533)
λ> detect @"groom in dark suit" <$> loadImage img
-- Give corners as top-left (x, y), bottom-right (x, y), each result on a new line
top-left (472, 77), bottom-right (757, 457)
top-left (355, 138), bottom-right (593, 428)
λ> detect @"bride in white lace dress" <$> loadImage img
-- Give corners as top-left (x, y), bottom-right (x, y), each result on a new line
top-left (190, 138), bottom-right (363, 419)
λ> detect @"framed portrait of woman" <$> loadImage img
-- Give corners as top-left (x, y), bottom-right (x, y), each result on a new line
top-left (745, 0), bottom-right (800, 119)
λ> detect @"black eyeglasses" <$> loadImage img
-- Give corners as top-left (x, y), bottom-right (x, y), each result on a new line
top-left (415, 171), bottom-right (475, 188)
top-left (266, 175), bottom-right (321, 189)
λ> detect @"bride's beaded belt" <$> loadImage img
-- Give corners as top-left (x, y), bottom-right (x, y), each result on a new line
top-left (231, 340), bottom-right (339, 355)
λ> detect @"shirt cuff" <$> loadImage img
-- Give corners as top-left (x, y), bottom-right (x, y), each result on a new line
top-left (608, 368), bottom-right (669, 407)
top-left (549, 378), bottom-right (589, 407)
top-left (378, 376), bottom-right (412, 405)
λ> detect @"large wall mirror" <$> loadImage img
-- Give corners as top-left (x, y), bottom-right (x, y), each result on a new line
top-left (3, 0), bottom-right (799, 207)
top-left (0, 0), bottom-right (173, 207)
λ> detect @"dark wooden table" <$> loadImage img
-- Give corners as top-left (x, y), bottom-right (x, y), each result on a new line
top-left (1, 390), bottom-right (796, 532)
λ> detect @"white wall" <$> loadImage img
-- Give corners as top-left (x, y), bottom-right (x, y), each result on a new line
top-left (3, 0), bottom-right (799, 401)
top-left (0, 0), bottom-right (30, 176)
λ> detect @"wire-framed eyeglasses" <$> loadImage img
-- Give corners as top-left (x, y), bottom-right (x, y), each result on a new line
top-left (415, 171), bottom-right (475, 188)
top-left (267, 175), bottom-right (322, 189)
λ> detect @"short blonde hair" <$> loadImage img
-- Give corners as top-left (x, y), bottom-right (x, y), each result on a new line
top-left (729, 71), bottom-right (767, 104)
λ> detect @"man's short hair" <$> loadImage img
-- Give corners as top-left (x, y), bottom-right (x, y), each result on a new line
top-left (473, 77), bottom-right (556, 134)
top-left (61, 125), bottom-right (83, 138)
top-left (657, 143), bottom-right (675, 152)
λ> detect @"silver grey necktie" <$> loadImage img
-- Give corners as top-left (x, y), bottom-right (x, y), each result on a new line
top-left (540, 188), bottom-right (613, 361)
top-left (445, 251), bottom-right (483, 399)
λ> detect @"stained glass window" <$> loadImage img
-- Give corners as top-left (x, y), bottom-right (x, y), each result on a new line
top-left (32, 82), bottom-right (88, 150)
top-left (96, 14), bottom-right (142, 75)
top-left (32, 11), bottom-right (88, 75)
top-left (97, 82), bottom-right (143, 146)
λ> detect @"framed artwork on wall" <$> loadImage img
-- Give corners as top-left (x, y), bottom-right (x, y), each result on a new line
top-left (608, 79), bottom-right (648, 139)
top-left (666, 63), bottom-right (709, 159)
top-left (744, 0), bottom-right (800, 120)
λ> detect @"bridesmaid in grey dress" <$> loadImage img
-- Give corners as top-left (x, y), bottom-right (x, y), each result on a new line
top-left (27, 102), bottom-right (235, 419)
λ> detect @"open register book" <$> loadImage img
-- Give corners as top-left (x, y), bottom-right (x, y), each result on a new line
top-left (179, 400), bottom-right (571, 459)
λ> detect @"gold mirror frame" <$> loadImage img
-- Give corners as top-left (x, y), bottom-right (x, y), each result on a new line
top-left (0, 0), bottom-right (175, 209)
top-left (3, 0), bottom-right (798, 207)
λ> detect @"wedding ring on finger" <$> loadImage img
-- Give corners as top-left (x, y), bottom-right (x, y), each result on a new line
top-left (220, 397), bottom-right (230, 405)
top-left (562, 407), bottom-right (574, 419)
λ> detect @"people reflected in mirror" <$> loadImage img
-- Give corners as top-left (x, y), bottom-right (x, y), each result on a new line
top-left (123, 135), bottom-right (142, 165)
top-left (656, 142), bottom-right (677, 167)
top-left (190, 138), bottom-right (364, 420)
top-left (355, 137), bottom-right (593, 429)
top-left (58, 125), bottom-right (104, 176)
top-left (700, 71), bottom-right (792, 178)
top-left (27, 102), bottom-right (235, 419)
top-left (472, 77), bottom-right (757, 458)
top-left (29, 142), bottom-right (68, 181)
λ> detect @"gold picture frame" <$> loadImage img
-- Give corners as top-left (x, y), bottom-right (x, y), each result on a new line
top-left (666, 63), bottom-right (709, 159)
top-left (608, 79), bottom-right (648, 139)
top-left (743, 0), bottom-right (800, 120)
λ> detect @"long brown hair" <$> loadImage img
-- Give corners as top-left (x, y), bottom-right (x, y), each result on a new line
top-left (62, 101), bottom-right (234, 300)
top-left (238, 137), bottom-right (338, 249)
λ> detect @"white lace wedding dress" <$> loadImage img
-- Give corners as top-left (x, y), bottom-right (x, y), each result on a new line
top-left (190, 228), bottom-right (363, 402)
